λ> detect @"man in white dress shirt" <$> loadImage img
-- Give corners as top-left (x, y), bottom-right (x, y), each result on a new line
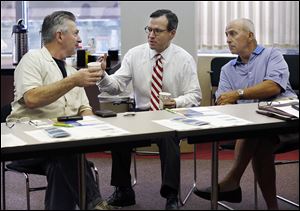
top-left (97, 9), bottom-right (202, 210)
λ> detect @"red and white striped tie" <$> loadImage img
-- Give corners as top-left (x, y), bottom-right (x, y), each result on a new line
top-left (150, 54), bottom-right (163, 111)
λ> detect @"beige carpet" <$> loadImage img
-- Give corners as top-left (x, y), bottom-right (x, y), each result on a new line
top-left (2, 157), bottom-right (299, 210)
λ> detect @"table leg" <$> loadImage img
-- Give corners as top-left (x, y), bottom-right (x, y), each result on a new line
top-left (78, 154), bottom-right (86, 210)
top-left (179, 144), bottom-right (197, 205)
top-left (211, 141), bottom-right (219, 210)
top-left (1, 161), bottom-right (6, 210)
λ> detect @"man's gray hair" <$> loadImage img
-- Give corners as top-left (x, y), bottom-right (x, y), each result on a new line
top-left (41, 11), bottom-right (76, 44)
top-left (235, 18), bottom-right (256, 36)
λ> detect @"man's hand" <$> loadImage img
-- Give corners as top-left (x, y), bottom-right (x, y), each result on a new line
top-left (163, 99), bottom-right (176, 109)
top-left (97, 53), bottom-right (107, 78)
top-left (71, 68), bottom-right (102, 87)
top-left (216, 91), bottom-right (239, 105)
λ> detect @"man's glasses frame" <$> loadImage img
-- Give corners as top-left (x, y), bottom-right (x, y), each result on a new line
top-left (5, 117), bottom-right (38, 129)
top-left (144, 26), bottom-right (168, 36)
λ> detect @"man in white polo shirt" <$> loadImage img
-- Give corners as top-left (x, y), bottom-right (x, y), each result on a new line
top-left (8, 11), bottom-right (110, 210)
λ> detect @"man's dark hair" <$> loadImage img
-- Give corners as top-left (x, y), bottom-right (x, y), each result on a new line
top-left (41, 11), bottom-right (76, 44)
top-left (150, 9), bottom-right (178, 31)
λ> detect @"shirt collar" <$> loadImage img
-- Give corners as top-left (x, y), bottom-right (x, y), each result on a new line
top-left (149, 44), bottom-right (172, 62)
top-left (231, 45), bottom-right (265, 66)
top-left (41, 46), bottom-right (56, 62)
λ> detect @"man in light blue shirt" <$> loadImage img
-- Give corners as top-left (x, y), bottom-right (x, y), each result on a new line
top-left (215, 45), bottom-right (297, 103)
top-left (194, 18), bottom-right (297, 210)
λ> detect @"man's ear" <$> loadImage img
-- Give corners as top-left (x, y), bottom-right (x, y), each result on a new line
top-left (170, 29), bottom-right (176, 39)
top-left (248, 31), bottom-right (255, 41)
top-left (56, 31), bottom-right (64, 43)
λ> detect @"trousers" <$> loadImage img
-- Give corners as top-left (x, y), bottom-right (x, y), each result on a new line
top-left (110, 136), bottom-right (180, 198)
top-left (10, 155), bottom-right (102, 210)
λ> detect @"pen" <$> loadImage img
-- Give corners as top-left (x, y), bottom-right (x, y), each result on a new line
top-left (165, 108), bottom-right (178, 114)
top-left (53, 122), bottom-right (74, 127)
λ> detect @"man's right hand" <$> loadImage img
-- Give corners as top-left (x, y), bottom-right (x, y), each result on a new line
top-left (71, 68), bottom-right (102, 87)
top-left (98, 53), bottom-right (107, 71)
top-left (71, 53), bottom-right (108, 87)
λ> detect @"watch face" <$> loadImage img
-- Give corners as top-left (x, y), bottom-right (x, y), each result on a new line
top-left (238, 89), bottom-right (244, 97)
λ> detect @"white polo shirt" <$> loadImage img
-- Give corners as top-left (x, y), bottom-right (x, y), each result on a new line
top-left (8, 47), bottom-right (91, 120)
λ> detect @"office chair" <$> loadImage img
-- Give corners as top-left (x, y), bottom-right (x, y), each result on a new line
top-left (2, 160), bottom-right (99, 210)
top-left (1, 104), bottom-right (100, 210)
top-left (218, 136), bottom-right (299, 209)
top-left (283, 54), bottom-right (299, 97)
top-left (209, 57), bottom-right (236, 105)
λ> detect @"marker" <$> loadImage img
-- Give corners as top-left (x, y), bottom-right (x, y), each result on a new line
top-left (165, 108), bottom-right (186, 116)
top-left (53, 122), bottom-right (74, 127)
top-left (165, 108), bottom-right (178, 114)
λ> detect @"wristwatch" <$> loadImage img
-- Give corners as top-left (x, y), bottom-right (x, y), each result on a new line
top-left (237, 89), bottom-right (244, 99)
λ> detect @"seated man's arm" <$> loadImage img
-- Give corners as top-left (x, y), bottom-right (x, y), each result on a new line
top-left (24, 69), bottom-right (101, 109)
top-left (216, 80), bottom-right (281, 105)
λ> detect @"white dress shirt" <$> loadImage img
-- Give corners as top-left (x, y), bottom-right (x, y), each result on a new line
top-left (98, 43), bottom-right (202, 110)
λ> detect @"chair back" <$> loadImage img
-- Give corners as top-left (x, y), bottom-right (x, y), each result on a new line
top-left (209, 57), bottom-right (235, 105)
top-left (274, 133), bottom-right (299, 154)
top-left (1, 104), bottom-right (12, 123)
top-left (283, 54), bottom-right (299, 96)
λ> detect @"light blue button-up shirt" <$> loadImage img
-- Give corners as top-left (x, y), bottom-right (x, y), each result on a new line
top-left (215, 45), bottom-right (298, 103)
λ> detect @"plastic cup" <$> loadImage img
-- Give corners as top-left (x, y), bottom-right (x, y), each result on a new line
top-left (159, 92), bottom-right (171, 110)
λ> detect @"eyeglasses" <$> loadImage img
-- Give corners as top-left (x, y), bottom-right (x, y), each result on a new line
top-left (258, 101), bottom-right (273, 109)
top-left (144, 26), bottom-right (168, 36)
top-left (5, 117), bottom-right (37, 129)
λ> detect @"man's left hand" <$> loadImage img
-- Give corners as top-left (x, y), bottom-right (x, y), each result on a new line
top-left (163, 99), bottom-right (176, 109)
top-left (216, 91), bottom-right (239, 105)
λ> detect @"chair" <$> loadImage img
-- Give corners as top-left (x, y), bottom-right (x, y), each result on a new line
top-left (1, 104), bottom-right (100, 210)
top-left (283, 54), bottom-right (299, 97)
top-left (209, 57), bottom-right (236, 105)
top-left (2, 160), bottom-right (99, 210)
top-left (268, 133), bottom-right (299, 208)
top-left (218, 136), bottom-right (299, 209)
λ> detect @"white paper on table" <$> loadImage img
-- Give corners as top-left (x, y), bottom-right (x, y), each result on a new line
top-left (25, 123), bottom-right (130, 143)
top-left (188, 107), bottom-right (223, 116)
top-left (154, 110), bottom-right (252, 131)
top-left (25, 130), bottom-right (74, 143)
top-left (194, 114), bottom-right (253, 127)
top-left (30, 119), bottom-right (54, 128)
top-left (1, 134), bottom-right (27, 148)
top-left (77, 116), bottom-right (106, 126)
top-left (179, 107), bottom-right (253, 126)
top-left (153, 119), bottom-right (212, 131)
top-left (171, 107), bottom-right (221, 117)
top-left (274, 105), bottom-right (299, 118)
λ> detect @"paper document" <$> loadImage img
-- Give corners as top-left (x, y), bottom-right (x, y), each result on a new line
top-left (25, 121), bottom-right (130, 143)
top-left (274, 105), bottom-right (299, 118)
top-left (257, 99), bottom-right (299, 120)
top-left (155, 107), bottom-right (252, 131)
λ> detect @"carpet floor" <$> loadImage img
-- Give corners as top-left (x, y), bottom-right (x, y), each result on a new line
top-left (87, 143), bottom-right (299, 160)
top-left (2, 151), bottom-right (299, 210)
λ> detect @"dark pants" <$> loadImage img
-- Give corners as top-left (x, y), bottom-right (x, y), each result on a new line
top-left (111, 136), bottom-right (180, 198)
top-left (10, 155), bottom-right (102, 210)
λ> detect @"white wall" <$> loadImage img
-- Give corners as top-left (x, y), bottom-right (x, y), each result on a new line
top-left (120, 1), bottom-right (198, 62)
